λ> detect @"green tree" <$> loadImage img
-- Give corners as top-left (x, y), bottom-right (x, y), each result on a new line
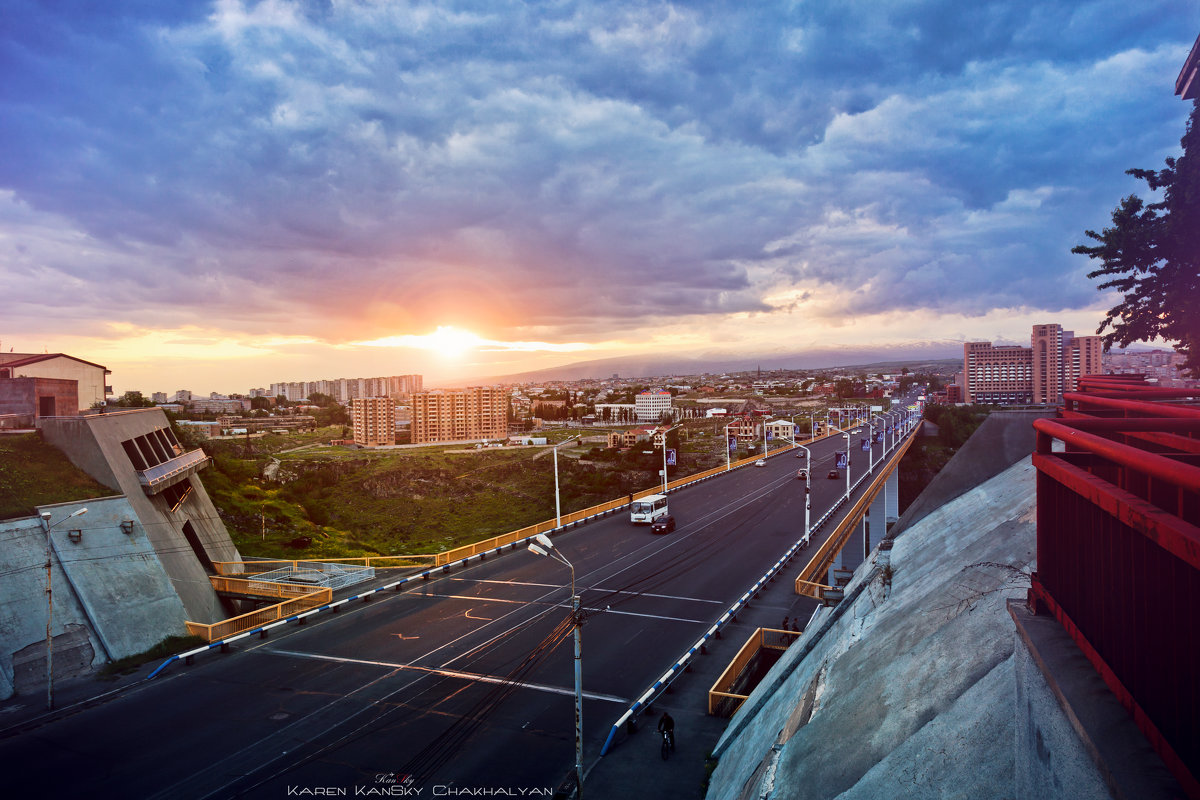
top-left (1073, 101), bottom-right (1200, 374)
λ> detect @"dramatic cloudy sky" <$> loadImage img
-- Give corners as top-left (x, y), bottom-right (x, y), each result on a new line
top-left (2, 1), bottom-right (1196, 392)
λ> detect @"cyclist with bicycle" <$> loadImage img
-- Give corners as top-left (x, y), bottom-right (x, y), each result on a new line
top-left (657, 711), bottom-right (676, 755)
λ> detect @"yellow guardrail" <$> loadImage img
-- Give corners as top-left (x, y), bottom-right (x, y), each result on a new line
top-left (708, 627), bottom-right (801, 716)
top-left (212, 554), bottom-right (437, 576)
top-left (206, 575), bottom-right (330, 600)
top-left (794, 431), bottom-right (919, 598)
top-left (185, 586), bottom-right (332, 642)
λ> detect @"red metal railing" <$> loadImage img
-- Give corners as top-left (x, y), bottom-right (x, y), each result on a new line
top-left (1031, 376), bottom-right (1200, 796)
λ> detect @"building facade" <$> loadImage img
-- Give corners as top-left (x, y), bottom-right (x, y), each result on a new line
top-left (964, 325), bottom-right (1103, 405)
top-left (351, 397), bottom-right (396, 447)
top-left (635, 390), bottom-right (673, 422)
top-left (269, 374), bottom-right (422, 404)
top-left (411, 387), bottom-right (509, 444)
top-left (0, 353), bottom-right (110, 411)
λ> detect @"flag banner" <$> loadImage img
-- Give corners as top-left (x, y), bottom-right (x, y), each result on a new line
top-left (836, 451), bottom-right (847, 469)
top-left (860, 438), bottom-right (869, 451)
top-left (667, 448), bottom-right (676, 466)
top-left (876, 431), bottom-right (885, 443)
top-left (729, 437), bottom-right (737, 451)
top-left (794, 425), bottom-right (801, 437)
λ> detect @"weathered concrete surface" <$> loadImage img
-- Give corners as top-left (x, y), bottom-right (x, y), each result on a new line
top-left (40, 409), bottom-right (239, 623)
top-left (891, 409), bottom-right (1054, 538)
top-left (0, 497), bottom-right (189, 701)
top-left (707, 454), bottom-right (1039, 800)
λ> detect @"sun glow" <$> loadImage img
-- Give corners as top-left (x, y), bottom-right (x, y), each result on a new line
top-left (354, 326), bottom-right (596, 356)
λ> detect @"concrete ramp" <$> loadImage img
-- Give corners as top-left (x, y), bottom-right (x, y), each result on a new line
top-left (708, 453), bottom-right (1039, 800)
top-left (890, 409), bottom-right (1054, 538)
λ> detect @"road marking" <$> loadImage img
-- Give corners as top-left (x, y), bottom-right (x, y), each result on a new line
top-left (457, 577), bottom-right (724, 606)
top-left (266, 649), bottom-right (630, 704)
top-left (416, 591), bottom-right (708, 624)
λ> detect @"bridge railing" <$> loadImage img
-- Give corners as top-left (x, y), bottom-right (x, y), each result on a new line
top-left (186, 587), bottom-right (332, 642)
top-left (1031, 379), bottom-right (1200, 796)
top-left (708, 627), bottom-right (800, 717)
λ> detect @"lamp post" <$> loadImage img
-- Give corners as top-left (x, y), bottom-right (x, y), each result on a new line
top-left (40, 507), bottom-right (87, 711)
top-left (659, 424), bottom-right (680, 495)
top-left (553, 436), bottom-right (581, 529)
top-left (789, 415), bottom-right (813, 542)
top-left (843, 430), bottom-right (851, 500)
top-left (527, 534), bottom-right (583, 797)
top-left (724, 420), bottom-right (736, 472)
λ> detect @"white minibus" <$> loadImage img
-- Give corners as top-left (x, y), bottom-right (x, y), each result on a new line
top-left (630, 494), bottom-right (669, 524)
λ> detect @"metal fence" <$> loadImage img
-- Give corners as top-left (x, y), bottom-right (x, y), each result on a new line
top-left (1031, 376), bottom-right (1200, 797)
top-left (708, 627), bottom-right (801, 717)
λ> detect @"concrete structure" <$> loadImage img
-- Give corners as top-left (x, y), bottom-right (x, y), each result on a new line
top-left (706, 410), bottom-right (1179, 800)
top-left (350, 397), bottom-right (395, 447)
top-left (0, 353), bottom-right (110, 411)
top-left (635, 389), bottom-right (672, 422)
top-left (964, 324), bottom-right (1102, 404)
top-left (411, 387), bottom-right (508, 444)
top-left (0, 496), bottom-right (190, 701)
top-left (0, 377), bottom-right (78, 427)
top-left (38, 408), bottom-right (240, 624)
top-left (606, 426), bottom-right (657, 449)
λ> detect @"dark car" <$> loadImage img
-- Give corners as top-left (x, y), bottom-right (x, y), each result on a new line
top-left (650, 515), bottom-right (676, 534)
top-left (827, 469), bottom-right (840, 479)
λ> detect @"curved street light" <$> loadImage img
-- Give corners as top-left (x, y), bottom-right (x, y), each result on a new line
top-left (526, 534), bottom-right (583, 797)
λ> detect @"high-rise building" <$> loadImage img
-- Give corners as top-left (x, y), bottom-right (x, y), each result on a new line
top-left (411, 387), bottom-right (509, 444)
top-left (351, 397), bottom-right (396, 447)
top-left (964, 324), bottom-right (1103, 404)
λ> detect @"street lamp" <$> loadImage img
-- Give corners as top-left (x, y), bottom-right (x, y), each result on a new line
top-left (789, 415), bottom-right (813, 543)
top-left (724, 420), bottom-right (737, 472)
top-left (658, 424), bottom-right (681, 495)
top-left (553, 436), bottom-right (581, 529)
top-left (40, 507), bottom-right (87, 711)
top-left (527, 534), bottom-right (583, 797)
top-left (843, 430), bottom-right (851, 500)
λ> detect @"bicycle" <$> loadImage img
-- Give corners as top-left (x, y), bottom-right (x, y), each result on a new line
top-left (659, 728), bottom-right (674, 760)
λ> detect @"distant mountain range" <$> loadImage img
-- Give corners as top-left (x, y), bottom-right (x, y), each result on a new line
top-left (455, 341), bottom-right (967, 384)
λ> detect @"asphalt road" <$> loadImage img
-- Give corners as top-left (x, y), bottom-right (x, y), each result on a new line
top-left (1, 411), bottom-right (917, 799)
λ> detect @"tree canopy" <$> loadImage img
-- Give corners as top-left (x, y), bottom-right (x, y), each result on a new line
top-left (1073, 101), bottom-right (1200, 374)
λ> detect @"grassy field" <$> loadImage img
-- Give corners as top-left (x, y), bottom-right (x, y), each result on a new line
top-left (0, 433), bottom-right (115, 520)
top-left (196, 422), bottom-right (734, 560)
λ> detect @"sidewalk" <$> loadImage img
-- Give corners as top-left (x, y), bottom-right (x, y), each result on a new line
top-left (580, 555), bottom-right (823, 800)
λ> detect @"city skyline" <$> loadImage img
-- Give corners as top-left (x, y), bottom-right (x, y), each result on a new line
top-left (2, 2), bottom-right (1196, 394)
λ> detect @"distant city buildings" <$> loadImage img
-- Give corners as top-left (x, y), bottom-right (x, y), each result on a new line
top-left (963, 324), bottom-right (1102, 404)
top-left (350, 397), bottom-right (396, 447)
top-left (269, 374), bottom-right (422, 403)
top-left (411, 387), bottom-right (509, 444)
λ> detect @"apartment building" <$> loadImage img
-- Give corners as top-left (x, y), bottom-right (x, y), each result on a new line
top-left (270, 374), bottom-right (422, 404)
top-left (411, 387), bottom-right (509, 444)
top-left (350, 397), bottom-right (396, 447)
top-left (964, 324), bottom-right (1103, 404)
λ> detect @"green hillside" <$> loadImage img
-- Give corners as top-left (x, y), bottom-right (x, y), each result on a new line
top-left (0, 433), bottom-right (115, 520)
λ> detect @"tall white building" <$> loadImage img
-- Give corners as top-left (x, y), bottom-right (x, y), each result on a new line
top-left (635, 390), bottom-right (673, 422)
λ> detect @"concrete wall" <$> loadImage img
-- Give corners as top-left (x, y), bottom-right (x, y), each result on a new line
top-left (0, 377), bottom-right (79, 419)
top-left (39, 409), bottom-right (241, 623)
top-left (6, 356), bottom-right (107, 411)
top-left (0, 497), bottom-right (189, 701)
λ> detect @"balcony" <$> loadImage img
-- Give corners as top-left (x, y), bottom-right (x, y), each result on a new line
top-left (137, 448), bottom-right (210, 495)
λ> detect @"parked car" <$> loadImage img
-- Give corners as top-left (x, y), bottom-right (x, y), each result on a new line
top-left (650, 514), bottom-right (676, 534)
top-left (755, 459), bottom-right (766, 467)
top-left (827, 469), bottom-right (840, 479)
top-left (797, 470), bottom-right (807, 480)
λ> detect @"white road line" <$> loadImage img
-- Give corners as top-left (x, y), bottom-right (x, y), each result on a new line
top-left (456, 578), bottom-right (720, 604)
top-left (266, 649), bottom-right (629, 704)
top-left (416, 591), bottom-right (709, 624)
